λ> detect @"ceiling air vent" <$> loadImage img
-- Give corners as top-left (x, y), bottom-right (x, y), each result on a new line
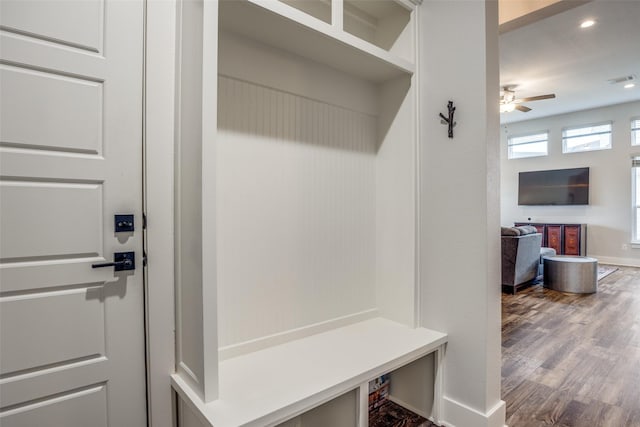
top-left (608, 75), bottom-right (636, 84)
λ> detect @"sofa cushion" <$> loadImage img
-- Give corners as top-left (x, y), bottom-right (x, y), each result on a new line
top-left (515, 225), bottom-right (538, 235)
top-left (501, 226), bottom-right (521, 236)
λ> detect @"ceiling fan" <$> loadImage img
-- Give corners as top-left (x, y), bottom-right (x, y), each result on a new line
top-left (500, 86), bottom-right (556, 113)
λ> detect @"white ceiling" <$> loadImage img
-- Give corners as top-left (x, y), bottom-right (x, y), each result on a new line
top-left (499, 0), bottom-right (640, 124)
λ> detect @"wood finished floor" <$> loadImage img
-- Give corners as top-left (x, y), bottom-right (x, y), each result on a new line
top-left (502, 265), bottom-right (640, 427)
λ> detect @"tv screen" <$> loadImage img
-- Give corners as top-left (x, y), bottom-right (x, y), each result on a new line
top-left (518, 167), bottom-right (589, 205)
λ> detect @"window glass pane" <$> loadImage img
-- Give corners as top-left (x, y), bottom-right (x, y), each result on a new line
top-left (562, 122), bottom-right (612, 153)
top-left (633, 119), bottom-right (640, 146)
top-left (564, 133), bottom-right (611, 152)
top-left (509, 141), bottom-right (547, 158)
top-left (564, 123), bottom-right (610, 137)
top-left (508, 132), bottom-right (548, 159)
top-left (511, 133), bottom-right (547, 145)
top-left (635, 168), bottom-right (640, 242)
top-left (636, 168), bottom-right (640, 205)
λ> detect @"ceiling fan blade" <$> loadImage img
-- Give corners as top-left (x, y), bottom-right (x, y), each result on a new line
top-left (514, 94), bottom-right (556, 103)
top-left (516, 105), bottom-right (532, 112)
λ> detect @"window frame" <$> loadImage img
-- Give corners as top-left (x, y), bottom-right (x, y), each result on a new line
top-left (507, 130), bottom-right (549, 160)
top-left (632, 156), bottom-right (640, 246)
top-left (562, 121), bottom-right (612, 154)
top-left (632, 117), bottom-right (640, 146)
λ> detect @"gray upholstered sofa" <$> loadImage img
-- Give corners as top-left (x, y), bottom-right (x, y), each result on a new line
top-left (501, 226), bottom-right (542, 294)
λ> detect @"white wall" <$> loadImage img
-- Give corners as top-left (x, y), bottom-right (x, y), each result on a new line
top-left (419, 1), bottom-right (505, 427)
top-left (501, 100), bottom-right (640, 266)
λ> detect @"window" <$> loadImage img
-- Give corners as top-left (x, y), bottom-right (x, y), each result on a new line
top-left (562, 122), bottom-right (612, 153)
top-left (634, 156), bottom-right (640, 244)
top-left (632, 118), bottom-right (640, 146)
top-left (507, 131), bottom-right (548, 159)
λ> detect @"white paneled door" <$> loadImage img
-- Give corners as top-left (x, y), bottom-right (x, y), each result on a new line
top-left (0, 1), bottom-right (147, 426)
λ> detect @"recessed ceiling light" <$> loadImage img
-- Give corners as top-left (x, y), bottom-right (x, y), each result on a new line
top-left (580, 20), bottom-right (595, 29)
top-left (625, 83), bottom-right (636, 89)
top-left (608, 75), bottom-right (636, 85)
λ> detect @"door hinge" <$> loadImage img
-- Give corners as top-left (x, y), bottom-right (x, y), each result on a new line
top-left (142, 213), bottom-right (147, 229)
top-left (143, 250), bottom-right (148, 267)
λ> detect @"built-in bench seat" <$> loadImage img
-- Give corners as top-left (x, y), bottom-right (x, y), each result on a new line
top-left (172, 317), bottom-right (448, 427)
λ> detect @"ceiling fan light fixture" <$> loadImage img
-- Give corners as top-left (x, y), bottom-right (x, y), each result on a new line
top-left (580, 19), bottom-right (595, 29)
top-left (500, 103), bottom-right (516, 113)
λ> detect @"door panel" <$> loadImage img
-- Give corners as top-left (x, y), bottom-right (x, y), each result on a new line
top-left (0, 181), bottom-right (102, 260)
top-left (1, 384), bottom-right (108, 427)
top-left (0, 287), bottom-right (105, 375)
top-left (0, 357), bottom-right (107, 408)
top-left (0, 64), bottom-right (103, 153)
top-left (0, 0), bottom-right (146, 425)
top-left (0, 0), bottom-right (104, 52)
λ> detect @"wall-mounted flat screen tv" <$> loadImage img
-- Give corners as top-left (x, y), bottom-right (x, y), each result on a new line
top-left (518, 167), bottom-right (589, 205)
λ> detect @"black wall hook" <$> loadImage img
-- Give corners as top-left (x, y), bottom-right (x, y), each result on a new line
top-left (439, 101), bottom-right (456, 138)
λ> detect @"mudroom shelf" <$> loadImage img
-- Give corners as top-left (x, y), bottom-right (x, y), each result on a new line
top-left (219, 0), bottom-right (415, 83)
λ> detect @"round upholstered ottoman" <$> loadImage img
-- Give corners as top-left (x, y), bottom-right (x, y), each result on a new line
top-left (543, 255), bottom-right (598, 294)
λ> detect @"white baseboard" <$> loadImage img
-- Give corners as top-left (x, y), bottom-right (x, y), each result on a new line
top-left (218, 308), bottom-right (379, 360)
top-left (440, 397), bottom-right (506, 427)
top-left (592, 255), bottom-right (640, 268)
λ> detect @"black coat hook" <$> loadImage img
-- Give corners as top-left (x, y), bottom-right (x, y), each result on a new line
top-left (439, 101), bottom-right (456, 138)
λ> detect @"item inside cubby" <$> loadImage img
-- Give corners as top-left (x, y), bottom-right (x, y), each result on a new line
top-left (369, 374), bottom-right (391, 416)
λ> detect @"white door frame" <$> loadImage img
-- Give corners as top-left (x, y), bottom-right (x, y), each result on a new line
top-left (144, 0), bottom-right (179, 426)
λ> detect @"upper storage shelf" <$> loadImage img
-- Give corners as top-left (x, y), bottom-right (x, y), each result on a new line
top-left (343, 0), bottom-right (415, 61)
top-left (219, 0), bottom-right (416, 83)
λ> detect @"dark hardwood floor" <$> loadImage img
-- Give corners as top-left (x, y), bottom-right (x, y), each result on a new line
top-left (502, 265), bottom-right (640, 426)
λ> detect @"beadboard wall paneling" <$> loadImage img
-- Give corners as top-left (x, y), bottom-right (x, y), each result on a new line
top-left (217, 75), bottom-right (378, 347)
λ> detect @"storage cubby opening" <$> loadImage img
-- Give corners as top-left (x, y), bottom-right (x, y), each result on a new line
top-left (343, 0), bottom-right (413, 61)
top-left (217, 30), bottom-right (377, 351)
top-left (216, 24), bottom-right (415, 355)
top-left (369, 354), bottom-right (435, 426)
top-left (276, 389), bottom-right (358, 427)
top-left (219, 0), bottom-right (414, 83)
top-left (278, 0), bottom-right (332, 24)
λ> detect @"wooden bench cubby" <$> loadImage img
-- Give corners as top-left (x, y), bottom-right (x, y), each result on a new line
top-left (172, 0), bottom-right (447, 426)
